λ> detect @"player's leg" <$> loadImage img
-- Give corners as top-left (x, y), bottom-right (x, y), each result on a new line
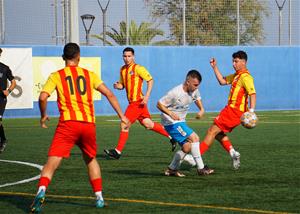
top-left (140, 106), bottom-right (177, 151)
top-left (30, 121), bottom-right (77, 213)
top-left (83, 155), bottom-right (104, 208)
top-left (104, 104), bottom-right (136, 159)
top-left (212, 106), bottom-right (242, 169)
top-left (216, 133), bottom-right (240, 170)
top-left (185, 133), bottom-right (214, 175)
top-left (79, 122), bottom-right (104, 208)
top-left (165, 149), bottom-right (186, 177)
top-left (0, 98), bottom-right (7, 153)
top-left (164, 123), bottom-right (189, 176)
top-left (30, 156), bottom-right (63, 213)
top-left (199, 124), bottom-right (221, 155)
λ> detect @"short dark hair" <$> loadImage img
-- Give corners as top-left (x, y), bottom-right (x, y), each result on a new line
top-left (0, 48), bottom-right (2, 54)
top-left (232, 50), bottom-right (247, 61)
top-left (186, 69), bottom-right (202, 82)
top-left (62, 43), bottom-right (80, 60)
top-left (123, 47), bottom-right (134, 55)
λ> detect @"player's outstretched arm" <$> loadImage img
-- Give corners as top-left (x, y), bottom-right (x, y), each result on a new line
top-left (210, 58), bottom-right (227, 85)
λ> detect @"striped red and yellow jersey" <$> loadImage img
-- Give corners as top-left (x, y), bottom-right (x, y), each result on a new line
top-left (225, 69), bottom-right (256, 112)
top-left (42, 66), bottom-right (103, 123)
top-left (119, 63), bottom-right (152, 103)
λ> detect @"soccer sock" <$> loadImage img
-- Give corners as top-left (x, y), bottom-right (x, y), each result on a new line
top-left (37, 176), bottom-right (51, 193)
top-left (199, 141), bottom-right (209, 155)
top-left (115, 131), bottom-right (129, 153)
top-left (182, 154), bottom-right (196, 167)
top-left (90, 178), bottom-right (102, 193)
top-left (220, 140), bottom-right (233, 153)
top-left (190, 142), bottom-right (204, 170)
top-left (169, 150), bottom-right (186, 170)
top-left (95, 191), bottom-right (103, 201)
top-left (0, 125), bottom-right (6, 141)
top-left (151, 123), bottom-right (170, 138)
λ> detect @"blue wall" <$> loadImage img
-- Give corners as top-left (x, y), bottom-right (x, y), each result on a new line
top-left (4, 46), bottom-right (300, 118)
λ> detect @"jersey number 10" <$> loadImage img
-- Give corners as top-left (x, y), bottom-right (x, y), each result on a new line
top-left (65, 75), bottom-right (87, 95)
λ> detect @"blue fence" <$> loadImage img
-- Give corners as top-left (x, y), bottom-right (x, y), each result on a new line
top-left (4, 46), bottom-right (300, 118)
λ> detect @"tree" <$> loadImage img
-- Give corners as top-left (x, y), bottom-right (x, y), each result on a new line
top-left (93, 20), bottom-right (174, 45)
top-left (144, 0), bottom-right (269, 45)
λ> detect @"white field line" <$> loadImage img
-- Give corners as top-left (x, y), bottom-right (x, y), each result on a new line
top-left (0, 159), bottom-right (42, 188)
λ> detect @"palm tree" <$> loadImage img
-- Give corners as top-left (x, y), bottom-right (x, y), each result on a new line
top-left (93, 20), bottom-right (174, 45)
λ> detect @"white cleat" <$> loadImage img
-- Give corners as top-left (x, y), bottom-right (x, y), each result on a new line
top-left (230, 150), bottom-right (241, 170)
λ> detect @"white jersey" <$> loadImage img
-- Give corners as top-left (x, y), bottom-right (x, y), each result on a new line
top-left (159, 84), bottom-right (201, 126)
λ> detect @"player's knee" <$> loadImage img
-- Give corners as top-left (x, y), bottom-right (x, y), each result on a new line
top-left (207, 127), bottom-right (218, 137)
top-left (142, 118), bottom-right (154, 129)
top-left (182, 143), bottom-right (191, 153)
top-left (189, 132), bottom-right (199, 142)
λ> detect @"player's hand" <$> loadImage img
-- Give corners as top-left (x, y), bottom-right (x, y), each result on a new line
top-left (3, 90), bottom-right (9, 96)
top-left (210, 58), bottom-right (217, 68)
top-left (113, 82), bottom-right (123, 90)
top-left (170, 112), bottom-right (180, 121)
top-left (40, 115), bottom-right (50, 128)
top-left (195, 112), bottom-right (204, 119)
top-left (141, 96), bottom-right (149, 105)
top-left (121, 116), bottom-right (130, 130)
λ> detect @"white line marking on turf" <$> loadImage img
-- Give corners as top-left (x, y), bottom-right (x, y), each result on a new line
top-left (0, 159), bottom-right (43, 188)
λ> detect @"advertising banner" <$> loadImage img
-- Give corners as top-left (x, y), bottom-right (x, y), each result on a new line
top-left (32, 57), bottom-right (101, 101)
top-left (1, 48), bottom-right (33, 109)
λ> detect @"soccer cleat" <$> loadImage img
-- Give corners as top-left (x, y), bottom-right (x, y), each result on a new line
top-left (164, 168), bottom-right (185, 177)
top-left (197, 165), bottom-right (214, 176)
top-left (231, 150), bottom-right (241, 170)
top-left (169, 138), bottom-right (177, 152)
top-left (96, 199), bottom-right (105, 208)
top-left (30, 190), bottom-right (45, 213)
top-left (0, 139), bottom-right (7, 153)
top-left (104, 149), bottom-right (121, 159)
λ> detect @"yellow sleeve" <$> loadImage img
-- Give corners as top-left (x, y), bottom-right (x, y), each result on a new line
top-left (225, 74), bottom-right (235, 84)
top-left (242, 74), bottom-right (256, 95)
top-left (41, 73), bottom-right (58, 96)
top-left (136, 65), bottom-right (152, 81)
top-left (90, 71), bottom-right (103, 89)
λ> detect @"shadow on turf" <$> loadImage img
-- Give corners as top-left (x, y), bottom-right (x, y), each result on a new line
top-left (0, 195), bottom-right (33, 213)
top-left (0, 195), bottom-right (97, 213)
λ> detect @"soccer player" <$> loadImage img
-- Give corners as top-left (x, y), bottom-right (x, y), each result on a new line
top-left (157, 70), bottom-right (214, 177)
top-left (0, 48), bottom-right (16, 153)
top-left (199, 50), bottom-right (256, 169)
top-left (30, 43), bottom-right (129, 213)
top-left (104, 47), bottom-right (176, 159)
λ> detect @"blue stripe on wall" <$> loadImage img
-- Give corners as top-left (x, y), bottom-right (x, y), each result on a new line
top-left (4, 46), bottom-right (300, 118)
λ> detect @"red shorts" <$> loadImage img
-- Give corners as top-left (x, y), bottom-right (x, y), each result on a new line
top-left (48, 121), bottom-right (97, 158)
top-left (214, 106), bottom-right (243, 133)
top-left (125, 101), bottom-right (151, 124)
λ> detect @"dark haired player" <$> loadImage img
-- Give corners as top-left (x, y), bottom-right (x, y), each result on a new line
top-left (199, 50), bottom-right (256, 170)
top-left (104, 47), bottom-right (177, 159)
top-left (30, 43), bottom-right (129, 213)
top-left (157, 70), bottom-right (214, 177)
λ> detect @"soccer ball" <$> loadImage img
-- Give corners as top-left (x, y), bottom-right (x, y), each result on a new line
top-left (240, 112), bottom-right (258, 129)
